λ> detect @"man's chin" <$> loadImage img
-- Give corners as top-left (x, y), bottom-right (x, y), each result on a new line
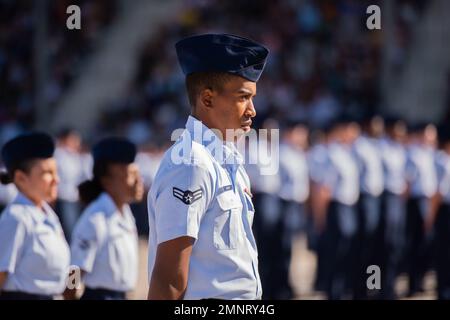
top-left (46, 195), bottom-right (57, 203)
top-left (236, 126), bottom-right (251, 138)
top-left (224, 126), bottom-right (251, 141)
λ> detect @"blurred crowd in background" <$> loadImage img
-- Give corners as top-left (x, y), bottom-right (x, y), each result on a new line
top-left (1, 0), bottom-right (442, 145)
top-left (0, 0), bottom-right (117, 142)
top-left (1, 0), bottom-right (450, 299)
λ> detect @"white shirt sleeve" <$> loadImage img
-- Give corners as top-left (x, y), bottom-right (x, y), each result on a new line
top-left (405, 150), bottom-right (418, 184)
top-left (0, 214), bottom-right (27, 273)
top-left (152, 163), bottom-right (214, 245)
top-left (308, 149), bottom-right (328, 183)
top-left (352, 144), bottom-right (364, 174)
top-left (321, 156), bottom-right (339, 190)
top-left (438, 162), bottom-right (450, 198)
top-left (70, 216), bottom-right (101, 273)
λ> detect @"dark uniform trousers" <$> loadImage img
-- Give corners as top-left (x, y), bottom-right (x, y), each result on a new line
top-left (0, 291), bottom-right (53, 300)
top-left (406, 196), bottom-right (432, 295)
top-left (435, 203), bottom-right (450, 299)
top-left (379, 191), bottom-right (406, 299)
top-left (314, 219), bottom-right (331, 293)
top-left (80, 287), bottom-right (126, 300)
top-left (324, 201), bottom-right (358, 300)
top-left (253, 192), bottom-right (300, 299)
top-left (353, 193), bottom-right (383, 299)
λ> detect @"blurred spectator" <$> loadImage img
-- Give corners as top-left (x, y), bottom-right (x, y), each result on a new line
top-left (54, 128), bottom-right (87, 240)
top-left (0, 0), bottom-right (118, 129)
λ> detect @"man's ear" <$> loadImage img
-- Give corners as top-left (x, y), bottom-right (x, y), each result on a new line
top-left (200, 88), bottom-right (214, 109)
top-left (14, 170), bottom-right (28, 187)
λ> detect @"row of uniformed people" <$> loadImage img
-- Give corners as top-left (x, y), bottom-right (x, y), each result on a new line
top-left (432, 134), bottom-right (450, 300)
top-left (248, 116), bottom-right (381, 299)
top-left (5, 128), bottom-right (159, 242)
top-left (245, 119), bottom-right (310, 300)
top-left (309, 116), bottom-right (445, 299)
top-left (0, 133), bottom-right (142, 300)
top-left (248, 114), bottom-right (448, 300)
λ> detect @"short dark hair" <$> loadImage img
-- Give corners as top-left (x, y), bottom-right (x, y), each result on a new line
top-left (78, 160), bottom-right (111, 205)
top-left (57, 127), bottom-right (79, 140)
top-left (0, 159), bottom-right (38, 185)
top-left (185, 72), bottom-right (235, 108)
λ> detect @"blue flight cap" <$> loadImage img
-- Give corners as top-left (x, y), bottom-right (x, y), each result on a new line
top-left (328, 113), bottom-right (356, 129)
top-left (1, 132), bottom-right (55, 171)
top-left (175, 33), bottom-right (269, 82)
top-left (407, 121), bottom-right (429, 133)
top-left (92, 137), bottom-right (137, 164)
top-left (384, 115), bottom-right (404, 128)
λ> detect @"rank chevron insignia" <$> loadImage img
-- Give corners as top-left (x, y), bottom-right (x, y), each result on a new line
top-left (173, 187), bottom-right (203, 205)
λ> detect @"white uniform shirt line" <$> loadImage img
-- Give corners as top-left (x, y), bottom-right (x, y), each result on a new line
top-left (436, 151), bottom-right (450, 204)
top-left (307, 143), bottom-right (329, 184)
top-left (380, 138), bottom-right (407, 195)
top-left (323, 142), bottom-right (360, 206)
top-left (353, 136), bottom-right (384, 197)
top-left (405, 144), bottom-right (438, 198)
top-left (54, 147), bottom-right (86, 202)
top-left (278, 143), bottom-right (309, 203)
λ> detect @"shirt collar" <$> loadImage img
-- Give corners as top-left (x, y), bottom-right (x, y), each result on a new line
top-left (224, 141), bottom-right (244, 166)
top-left (12, 192), bottom-right (57, 225)
top-left (184, 115), bottom-right (244, 166)
top-left (97, 192), bottom-right (133, 226)
top-left (185, 115), bottom-right (221, 146)
top-left (98, 192), bottom-right (122, 216)
top-left (13, 191), bottom-right (37, 207)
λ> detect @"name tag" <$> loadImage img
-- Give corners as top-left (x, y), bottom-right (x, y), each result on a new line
top-left (217, 185), bottom-right (233, 194)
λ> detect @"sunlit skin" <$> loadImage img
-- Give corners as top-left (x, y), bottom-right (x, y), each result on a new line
top-left (13, 158), bottom-right (59, 208)
top-left (193, 75), bottom-right (257, 141)
top-left (101, 163), bottom-right (144, 212)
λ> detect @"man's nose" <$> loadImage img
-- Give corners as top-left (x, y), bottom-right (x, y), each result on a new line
top-left (246, 99), bottom-right (256, 118)
top-left (54, 173), bottom-right (60, 185)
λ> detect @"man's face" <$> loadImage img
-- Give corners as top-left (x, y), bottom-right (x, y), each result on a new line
top-left (208, 76), bottom-right (257, 140)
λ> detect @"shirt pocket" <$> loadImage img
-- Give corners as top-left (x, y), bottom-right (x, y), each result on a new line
top-left (213, 191), bottom-right (242, 250)
top-left (107, 231), bottom-right (129, 285)
top-left (34, 226), bottom-right (70, 275)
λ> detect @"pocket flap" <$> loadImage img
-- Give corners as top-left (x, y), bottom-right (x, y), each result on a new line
top-left (216, 190), bottom-right (242, 211)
